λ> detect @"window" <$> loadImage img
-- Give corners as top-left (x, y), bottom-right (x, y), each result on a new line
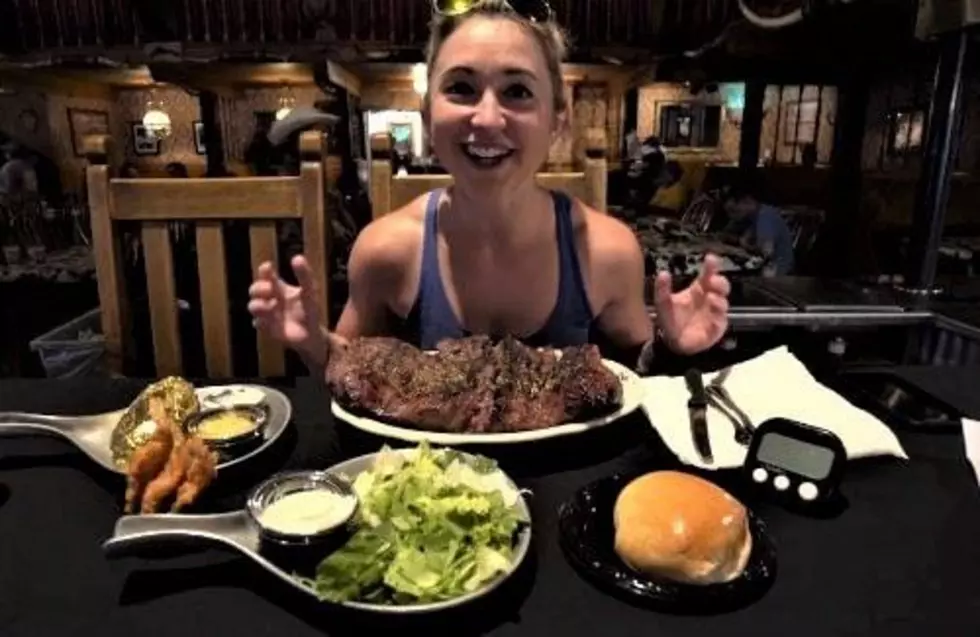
top-left (658, 103), bottom-right (722, 148)
top-left (762, 84), bottom-right (838, 166)
top-left (887, 108), bottom-right (925, 155)
top-left (783, 99), bottom-right (819, 145)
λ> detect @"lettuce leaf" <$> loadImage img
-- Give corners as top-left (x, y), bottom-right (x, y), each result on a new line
top-left (308, 443), bottom-right (526, 604)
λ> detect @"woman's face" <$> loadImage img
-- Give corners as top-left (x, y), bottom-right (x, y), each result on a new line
top-left (427, 16), bottom-right (558, 191)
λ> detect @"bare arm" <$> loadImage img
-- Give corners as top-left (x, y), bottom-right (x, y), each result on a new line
top-left (590, 215), bottom-right (655, 369)
top-left (299, 214), bottom-right (419, 374)
top-left (335, 214), bottom-right (420, 340)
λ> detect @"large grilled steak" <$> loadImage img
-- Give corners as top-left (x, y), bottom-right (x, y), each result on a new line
top-left (326, 335), bottom-right (623, 433)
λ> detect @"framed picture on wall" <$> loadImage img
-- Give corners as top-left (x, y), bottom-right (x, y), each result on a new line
top-left (67, 108), bottom-right (109, 157)
top-left (658, 102), bottom-right (721, 148)
top-left (131, 122), bottom-right (161, 156)
top-left (193, 121), bottom-right (206, 154)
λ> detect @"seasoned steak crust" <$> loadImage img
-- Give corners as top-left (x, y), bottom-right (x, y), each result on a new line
top-left (326, 335), bottom-right (623, 433)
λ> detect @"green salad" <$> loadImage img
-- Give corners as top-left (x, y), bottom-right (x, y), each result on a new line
top-left (300, 442), bottom-right (529, 605)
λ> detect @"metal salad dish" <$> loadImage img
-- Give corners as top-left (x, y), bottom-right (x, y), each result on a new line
top-left (103, 447), bottom-right (533, 614)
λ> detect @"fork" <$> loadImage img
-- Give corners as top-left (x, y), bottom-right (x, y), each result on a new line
top-left (707, 367), bottom-right (755, 445)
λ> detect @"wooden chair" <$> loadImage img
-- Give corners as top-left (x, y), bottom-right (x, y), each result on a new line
top-left (369, 127), bottom-right (609, 217)
top-left (679, 191), bottom-right (721, 233)
top-left (84, 131), bottom-right (330, 379)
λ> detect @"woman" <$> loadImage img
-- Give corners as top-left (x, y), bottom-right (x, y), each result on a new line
top-left (248, 0), bottom-right (731, 375)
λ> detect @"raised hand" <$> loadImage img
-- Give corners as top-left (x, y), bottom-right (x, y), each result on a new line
top-left (248, 255), bottom-right (345, 368)
top-left (652, 254), bottom-right (731, 356)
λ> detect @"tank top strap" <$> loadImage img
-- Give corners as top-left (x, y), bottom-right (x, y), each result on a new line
top-left (421, 188), bottom-right (443, 270)
top-left (415, 189), bottom-right (465, 349)
top-left (419, 187), bottom-right (446, 303)
top-left (551, 190), bottom-right (593, 321)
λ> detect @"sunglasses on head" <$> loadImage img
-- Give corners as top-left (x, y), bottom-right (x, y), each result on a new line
top-left (432, 0), bottom-right (553, 23)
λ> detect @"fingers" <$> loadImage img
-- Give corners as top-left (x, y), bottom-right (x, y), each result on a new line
top-left (706, 272), bottom-right (731, 298)
top-left (249, 261), bottom-right (284, 303)
top-left (698, 253), bottom-right (721, 282)
top-left (247, 297), bottom-right (278, 318)
top-left (707, 293), bottom-right (729, 317)
top-left (652, 270), bottom-right (673, 310)
top-left (699, 253), bottom-right (731, 298)
top-left (248, 262), bottom-right (281, 326)
top-left (248, 277), bottom-right (277, 300)
top-left (291, 255), bottom-right (316, 293)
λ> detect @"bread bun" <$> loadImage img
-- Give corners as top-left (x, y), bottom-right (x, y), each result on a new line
top-left (613, 471), bottom-right (752, 585)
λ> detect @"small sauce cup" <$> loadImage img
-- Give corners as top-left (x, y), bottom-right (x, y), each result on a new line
top-left (246, 471), bottom-right (359, 576)
top-left (184, 405), bottom-right (267, 461)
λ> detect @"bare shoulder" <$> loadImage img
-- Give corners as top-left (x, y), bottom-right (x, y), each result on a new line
top-left (573, 201), bottom-right (644, 267)
top-left (349, 195), bottom-right (427, 273)
top-left (566, 199), bottom-right (645, 314)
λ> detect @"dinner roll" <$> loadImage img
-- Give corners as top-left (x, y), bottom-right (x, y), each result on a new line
top-left (613, 471), bottom-right (752, 585)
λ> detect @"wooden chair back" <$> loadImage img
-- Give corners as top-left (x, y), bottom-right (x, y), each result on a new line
top-left (680, 191), bottom-right (721, 233)
top-left (84, 131), bottom-right (330, 379)
top-left (368, 127), bottom-right (609, 217)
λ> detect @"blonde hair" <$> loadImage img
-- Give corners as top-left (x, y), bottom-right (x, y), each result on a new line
top-left (424, 0), bottom-right (570, 115)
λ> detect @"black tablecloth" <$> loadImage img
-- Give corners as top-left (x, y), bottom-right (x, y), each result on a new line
top-left (1, 373), bottom-right (978, 637)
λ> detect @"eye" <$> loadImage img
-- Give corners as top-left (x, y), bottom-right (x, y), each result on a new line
top-left (443, 80), bottom-right (476, 98)
top-left (502, 83), bottom-right (534, 101)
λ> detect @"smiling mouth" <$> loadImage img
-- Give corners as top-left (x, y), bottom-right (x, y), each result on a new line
top-left (460, 143), bottom-right (516, 168)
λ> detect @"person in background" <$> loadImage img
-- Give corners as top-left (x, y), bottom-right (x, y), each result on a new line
top-left (165, 162), bottom-right (189, 178)
top-left (245, 114), bottom-right (278, 176)
top-left (0, 144), bottom-right (38, 196)
top-left (648, 160), bottom-right (686, 213)
top-left (722, 178), bottom-right (795, 275)
top-left (248, 0), bottom-right (731, 377)
top-left (801, 143), bottom-right (817, 170)
top-left (625, 136), bottom-right (663, 209)
top-left (119, 162), bottom-right (140, 178)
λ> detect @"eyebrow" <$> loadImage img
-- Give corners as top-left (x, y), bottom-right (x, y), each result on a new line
top-left (444, 65), bottom-right (538, 80)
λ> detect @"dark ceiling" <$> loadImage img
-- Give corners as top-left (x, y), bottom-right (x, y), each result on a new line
top-left (0, 0), bottom-right (924, 74)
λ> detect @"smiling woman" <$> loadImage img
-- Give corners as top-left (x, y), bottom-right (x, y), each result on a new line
top-left (248, 0), bottom-right (732, 379)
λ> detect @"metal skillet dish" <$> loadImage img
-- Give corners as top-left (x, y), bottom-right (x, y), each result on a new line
top-left (103, 447), bottom-right (533, 614)
top-left (558, 473), bottom-right (777, 614)
top-left (0, 382), bottom-right (291, 474)
top-left (332, 352), bottom-right (644, 446)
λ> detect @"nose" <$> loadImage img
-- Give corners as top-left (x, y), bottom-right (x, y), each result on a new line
top-left (470, 89), bottom-right (506, 131)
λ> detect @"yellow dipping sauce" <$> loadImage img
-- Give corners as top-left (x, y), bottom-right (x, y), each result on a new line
top-left (195, 409), bottom-right (258, 441)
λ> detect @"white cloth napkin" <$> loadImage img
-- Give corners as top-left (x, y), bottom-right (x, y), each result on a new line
top-left (639, 346), bottom-right (908, 470)
top-left (962, 418), bottom-right (980, 489)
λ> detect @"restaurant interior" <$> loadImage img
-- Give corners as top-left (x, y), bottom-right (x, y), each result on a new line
top-left (0, 1), bottom-right (978, 636)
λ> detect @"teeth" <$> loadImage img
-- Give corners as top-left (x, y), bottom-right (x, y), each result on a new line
top-left (466, 145), bottom-right (510, 158)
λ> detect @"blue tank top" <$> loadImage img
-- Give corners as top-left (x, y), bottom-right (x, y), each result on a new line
top-left (411, 188), bottom-right (594, 350)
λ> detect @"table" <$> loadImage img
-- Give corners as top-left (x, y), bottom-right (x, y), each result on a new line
top-left (1, 371), bottom-right (978, 637)
top-left (630, 217), bottom-right (768, 278)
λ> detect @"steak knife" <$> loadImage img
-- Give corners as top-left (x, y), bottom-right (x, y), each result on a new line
top-left (684, 369), bottom-right (713, 463)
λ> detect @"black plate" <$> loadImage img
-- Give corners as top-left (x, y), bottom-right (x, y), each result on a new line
top-left (558, 473), bottom-right (777, 614)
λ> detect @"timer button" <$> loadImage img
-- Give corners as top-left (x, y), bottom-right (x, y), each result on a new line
top-left (799, 482), bottom-right (819, 501)
top-left (774, 475), bottom-right (791, 491)
top-left (752, 468), bottom-right (768, 483)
